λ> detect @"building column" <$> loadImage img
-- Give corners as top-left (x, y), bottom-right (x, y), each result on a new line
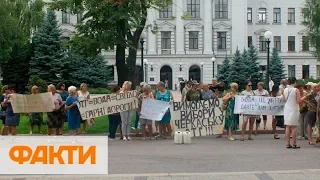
top-left (203, 0), bottom-right (213, 54)
top-left (147, 9), bottom-right (157, 55)
top-left (175, 0), bottom-right (185, 54)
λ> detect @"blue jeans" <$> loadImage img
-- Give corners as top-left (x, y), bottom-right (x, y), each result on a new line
top-left (134, 111), bottom-right (139, 129)
top-left (108, 115), bottom-right (121, 139)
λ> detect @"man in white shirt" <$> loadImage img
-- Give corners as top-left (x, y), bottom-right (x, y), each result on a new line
top-left (279, 79), bottom-right (287, 94)
top-left (269, 78), bottom-right (274, 92)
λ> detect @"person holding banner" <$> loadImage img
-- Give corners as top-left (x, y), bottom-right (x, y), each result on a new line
top-left (78, 83), bottom-right (93, 132)
top-left (282, 77), bottom-right (302, 149)
top-left (201, 84), bottom-right (215, 100)
top-left (186, 80), bottom-right (202, 101)
top-left (65, 86), bottom-right (81, 135)
top-left (47, 84), bottom-right (64, 136)
top-left (138, 84), bottom-right (154, 140)
top-left (222, 83), bottom-right (240, 141)
top-left (254, 82), bottom-right (269, 135)
top-left (108, 86), bottom-right (122, 140)
top-left (155, 81), bottom-right (174, 140)
top-left (2, 85), bottom-right (19, 135)
top-left (304, 84), bottom-right (319, 145)
top-left (29, 86), bottom-right (43, 134)
top-left (240, 81), bottom-right (256, 141)
top-left (271, 86), bottom-right (281, 139)
top-left (120, 81), bottom-right (134, 141)
top-left (56, 82), bottom-right (68, 135)
top-left (0, 85), bottom-right (9, 134)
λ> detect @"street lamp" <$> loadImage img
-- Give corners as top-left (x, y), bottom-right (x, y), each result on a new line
top-left (211, 56), bottom-right (216, 78)
top-left (144, 59), bottom-right (148, 83)
top-left (264, 30), bottom-right (273, 91)
top-left (140, 32), bottom-right (147, 83)
top-left (200, 62), bottom-right (204, 83)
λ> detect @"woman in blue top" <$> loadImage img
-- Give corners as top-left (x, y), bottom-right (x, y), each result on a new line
top-left (65, 86), bottom-right (81, 135)
top-left (2, 85), bottom-right (20, 135)
top-left (155, 81), bottom-right (174, 140)
top-left (56, 82), bottom-right (69, 135)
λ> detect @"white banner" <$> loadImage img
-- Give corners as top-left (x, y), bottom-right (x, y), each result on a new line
top-left (234, 96), bottom-right (284, 115)
top-left (11, 93), bottom-right (55, 113)
top-left (170, 99), bottom-right (225, 137)
top-left (77, 91), bottom-right (138, 119)
top-left (140, 99), bottom-right (170, 121)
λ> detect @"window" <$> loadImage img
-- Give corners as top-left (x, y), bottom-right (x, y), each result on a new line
top-left (215, 0), bottom-right (228, 19)
top-left (189, 31), bottom-right (199, 49)
top-left (302, 65), bottom-right (310, 79)
top-left (159, 5), bottom-right (172, 18)
top-left (258, 8), bottom-right (267, 23)
top-left (62, 10), bottom-right (70, 24)
top-left (288, 8), bottom-right (295, 23)
top-left (259, 36), bottom-right (266, 51)
top-left (77, 12), bottom-right (83, 24)
top-left (247, 8), bottom-right (252, 23)
top-left (161, 31), bottom-right (171, 54)
top-left (288, 36), bottom-right (295, 51)
top-left (302, 36), bottom-right (309, 51)
top-left (217, 32), bottom-right (226, 50)
top-left (107, 66), bottom-right (115, 81)
top-left (317, 65), bottom-right (320, 78)
top-left (274, 36), bottom-right (281, 51)
top-left (273, 8), bottom-right (281, 23)
top-left (187, 0), bottom-right (200, 18)
top-left (248, 36), bottom-right (252, 47)
top-left (288, 65), bottom-right (296, 77)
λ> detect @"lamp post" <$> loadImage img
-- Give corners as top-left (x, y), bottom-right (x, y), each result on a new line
top-left (144, 59), bottom-right (148, 84)
top-left (264, 30), bottom-right (273, 91)
top-left (211, 56), bottom-right (216, 78)
top-left (200, 62), bottom-right (204, 83)
top-left (140, 32), bottom-right (147, 83)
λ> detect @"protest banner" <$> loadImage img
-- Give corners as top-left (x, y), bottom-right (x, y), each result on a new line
top-left (170, 99), bottom-right (225, 137)
top-left (77, 90), bottom-right (138, 119)
top-left (140, 99), bottom-right (170, 121)
top-left (234, 96), bottom-right (284, 115)
top-left (10, 93), bottom-right (55, 113)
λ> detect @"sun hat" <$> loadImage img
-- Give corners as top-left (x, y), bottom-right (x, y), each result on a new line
top-left (306, 82), bottom-right (313, 86)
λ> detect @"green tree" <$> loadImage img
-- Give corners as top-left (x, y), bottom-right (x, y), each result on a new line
top-left (27, 76), bottom-right (48, 93)
top-left (62, 51), bottom-right (112, 88)
top-left (247, 45), bottom-right (260, 87)
top-left (302, 0), bottom-right (320, 60)
top-left (217, 56), bottom-right (230, 85)
top-left (241, 49), bottom-right (250, 81)
top-left (29, 10), bottom-right (67, 85)
top-left (269, 48), bottom-right (286, 86)
top-left (229, 49), bottom-right (248, 90)
top-left (50, 0), bottom-right (171, 87)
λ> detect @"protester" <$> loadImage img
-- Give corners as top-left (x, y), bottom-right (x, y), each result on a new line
top-left (186, 80), bottom-right (202, 101)
top-left (282, 77), bottom-right (301, 149)
top-left (297, 84), bottom-right (308, 140)
top-left (78, 83), bottom-right (93, 132)
top-left (215, 83), bottom-right (225, 98)
top-left (0, 85), bottom-right (9, 135)
top-left (240, 81), bottom-right (256, 141)
top-left (306, 82), bottom-right (313, 93)
top-left (29, 86), bottom-right (43, 134)
top-left (209, 78), bottom-right (218, 93)
top-left (201, 84), bottom-right (215, 100)
top-left (47, 84), bottom-right (64, 135)
top-left (254, 82), bottom-right (269, 134)
top-left (181, 81), bottom-right (192, 101)
top-left (222, 83), bottom-right (239, 141)
top-left (134, 82), bottom-right (145, 135)
top-left (65, 86), bottom-right (81, 135)
top-left (279, 79), bottom-right (287, 94)
top-left (269, 77), bottom-right (274, 92)
top-left (2, 85), bottom-right (19, 135)
top-left (120, 81), bottom-right (134, 141)
top-left (271, 86), bottom-right (281, 139)
top-left (138, 84), bottom-right (154, 140)
top-left (179, 78), bottom-right (186, 94)
top-left (56, 82), bottom-right (68, 135)
top-left (155, 81), bottom-right (174, 140)
top-left (303, 83), bottom-right (318, 145)
top-left (108, 86), bottom-right (122, 140)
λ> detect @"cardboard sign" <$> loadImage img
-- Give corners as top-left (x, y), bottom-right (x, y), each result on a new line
top-left (10, 93), bottom-right (55, 113)
top-left (140, 99), bottom-right (170, 121)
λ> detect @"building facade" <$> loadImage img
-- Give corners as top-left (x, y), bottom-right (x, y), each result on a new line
top-left (56, 0), bottom-right (318, 89)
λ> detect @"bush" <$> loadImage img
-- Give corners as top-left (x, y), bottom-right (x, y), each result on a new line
top-left (88, 88), bottom-right (112, 94)
top-left (296, 78), bottom-right (320, 85)
top-left (27, 76), bottom-right (48, 93)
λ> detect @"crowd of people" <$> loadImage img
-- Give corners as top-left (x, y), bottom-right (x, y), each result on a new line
top-left (0, 76), bottom-right (320, 149)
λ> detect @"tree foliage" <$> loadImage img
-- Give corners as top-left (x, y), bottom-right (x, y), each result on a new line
top-left (50, 0), bottom-right (172, 87)
top-left (302, 0), bottom-right (320, 60)
top-left (269, 48), bottom-right (286, 86)
top-left (229, 49), bottom-right (248, 90)
top-left (247, 45), bottom-right (260, 88)
top-left (217, 56), bottom-right (230, 85)
top-left (27, 76), bottom-right (48, 93)
top-left (29, 10), bottom-right (67, 85)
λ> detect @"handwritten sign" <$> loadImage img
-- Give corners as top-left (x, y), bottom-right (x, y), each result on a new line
top-left (234, 96), bottom-right (284, 115)
top-left (170, 99), bottom-right (225, 137)
top-left (77, 91), bottom-right (138, 119)
top-left (11, 93), bottom-right (55, 113)
top-left (140, 99), bottom-right (170, 121)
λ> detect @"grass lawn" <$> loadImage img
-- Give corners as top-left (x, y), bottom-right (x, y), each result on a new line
top-left (11, 113), bottom-right (137, 135)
